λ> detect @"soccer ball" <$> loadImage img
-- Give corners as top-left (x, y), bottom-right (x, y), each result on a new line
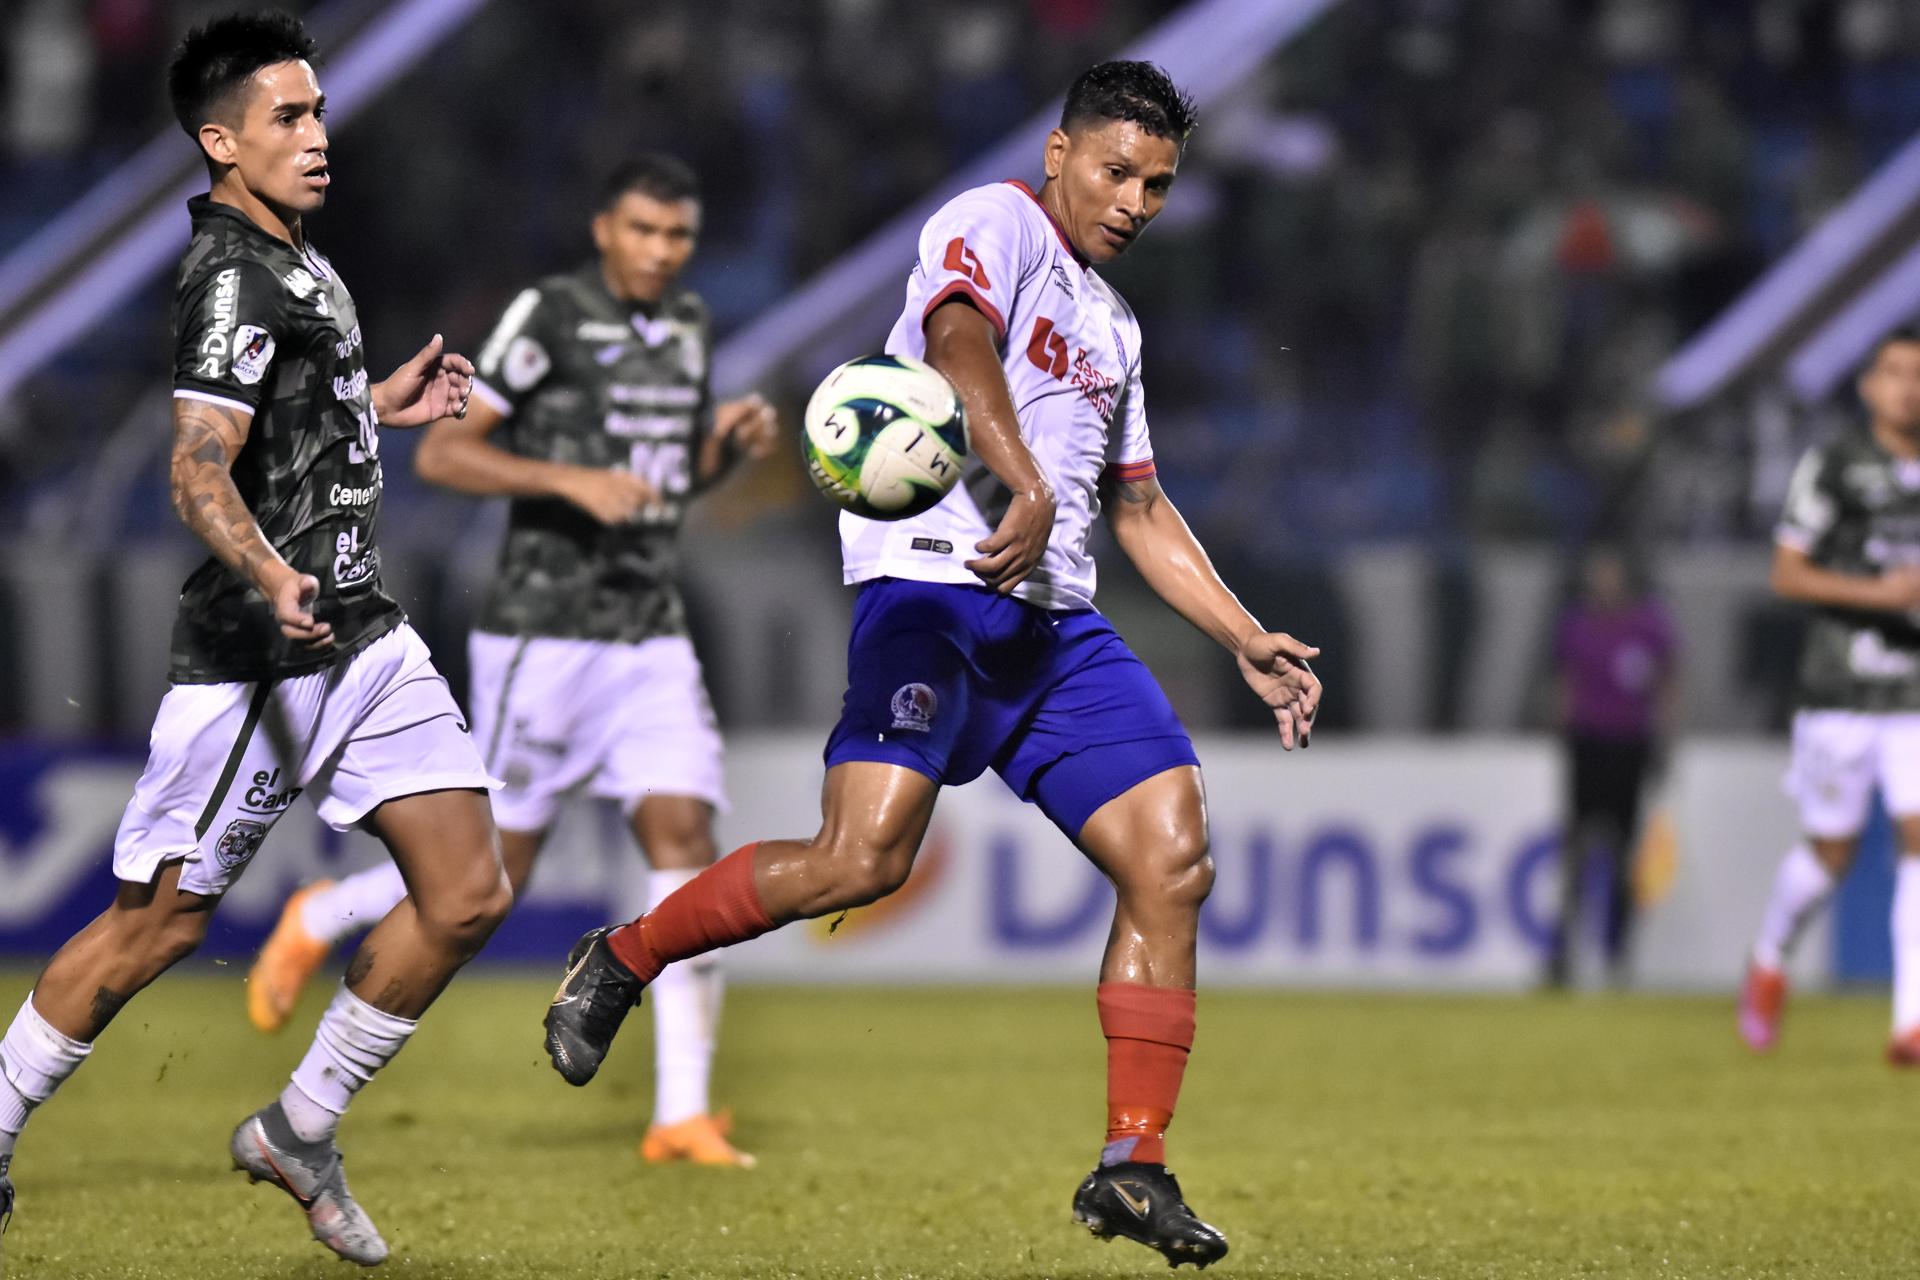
top-left (802, 354), bottom-right (968, 520)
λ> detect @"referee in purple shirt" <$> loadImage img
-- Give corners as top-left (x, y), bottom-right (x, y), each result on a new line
top-left (1546, 544), bottom-right (1678, 987)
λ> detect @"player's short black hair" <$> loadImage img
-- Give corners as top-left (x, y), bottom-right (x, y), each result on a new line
top-left (1060, 61), bottom-right (1198, 146)
top-left (600, 154), bottom-right (702, 210)
top-left (168, 11), bottom-right (320, 136)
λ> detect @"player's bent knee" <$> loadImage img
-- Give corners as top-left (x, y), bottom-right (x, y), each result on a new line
top-left (826, 842), bottom-right (914, 909)
top-left (418, 867), bottom-right (513, 951)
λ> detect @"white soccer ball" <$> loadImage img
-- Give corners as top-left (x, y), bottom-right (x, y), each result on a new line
top-left (802, 354), bottom-right (969, 520)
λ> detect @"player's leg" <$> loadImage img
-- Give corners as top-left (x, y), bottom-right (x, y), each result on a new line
top-left (998, 609), bottom-right (1225, 1267)
top-left (545, 579), bottom-right (990, 1086)
top-left (1742, 711), bottom-right (1873, 1050)
top-left (4, 675), bottom-right (311, 1234)
top-left (246, 828), bottom-right (544, 1034)
top-left (627, 794), bottom-right (753, 1165)
top-left (1875, 715), bottom-right (1920, 1063)
top-left (1065, 765), bottom-right (1228, 1268)
top-left (2, 863), bottom-right (218, 1175)
top-left (545, 761), bottom-right (937, 1084)
top-left (233, 627), bottom-right (504, 1265)
top-left (587, 634), bottom-right (746, 1160)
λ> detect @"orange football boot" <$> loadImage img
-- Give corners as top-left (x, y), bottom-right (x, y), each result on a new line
top-left (246, 880), bottom-right (335, 1033)
top-left (639, 1113), bottom-right (756, 1168)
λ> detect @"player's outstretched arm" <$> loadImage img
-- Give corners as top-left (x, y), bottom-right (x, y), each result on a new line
top-left (169, 396), bottom-right (332, 650)
top-left (924, 301), bottom-right (1056, 594)
top-left (371, 333), bottom-right (474, 428)
top-left (414, 398), bottom-right (657, 525)
top-left (694, 394), bottom-right (779, 489)
top-left (1102, 473), bottom-right (1320, 748)
top-left (1772, 542), bottom-right (1920, 615)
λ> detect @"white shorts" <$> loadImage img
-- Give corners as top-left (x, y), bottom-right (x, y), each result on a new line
top-left (1785, 709), bottom-right (1920, 839)
top-left (112, 624), bottom-right (495, 897)
top-left (468, 632), bottom-right (726, 832)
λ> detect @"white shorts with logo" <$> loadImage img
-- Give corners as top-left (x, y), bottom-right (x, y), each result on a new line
top-left (112, 624), bottom-right (496, 897)
top-left (468, 632), bottom-right (726, 832)
top-left (1785, 709), bottom-right (1920, 838)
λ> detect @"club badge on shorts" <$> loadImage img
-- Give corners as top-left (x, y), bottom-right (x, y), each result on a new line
top-left (890, 682), bottom-right (938, 732)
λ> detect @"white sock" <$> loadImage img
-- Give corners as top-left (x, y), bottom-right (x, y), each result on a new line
top-left (300, 863), bottom-right (409, 945)
top-left (284, 985), bottom-right (418, 1142)
top-left (648, 868), bottom-right (724, 1127)
top-left (1893, 858), bottom-right (1920, 1036)
top-left (0, 995), bottom-right (93, 1162)
top-left (1753, 843), bottom-right (1837, 970)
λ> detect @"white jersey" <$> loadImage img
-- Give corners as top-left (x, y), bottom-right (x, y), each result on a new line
top-left (839, 180), bottom-right (1156, 612)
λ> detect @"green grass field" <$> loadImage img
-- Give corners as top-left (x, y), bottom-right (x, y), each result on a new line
top-left (0, 971), bottom-right (1914, 1278)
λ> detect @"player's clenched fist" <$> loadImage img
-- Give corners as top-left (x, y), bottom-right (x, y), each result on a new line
top-left (265, 565), bottom-right (334, 650)
top-left (966, 482), bottom-right (1057, 594)
top-left (558, 466), bottom-right (658, 525)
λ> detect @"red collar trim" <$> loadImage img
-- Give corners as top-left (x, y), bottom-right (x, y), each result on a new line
top-left (1004, 180), bottom-right (1088, 266)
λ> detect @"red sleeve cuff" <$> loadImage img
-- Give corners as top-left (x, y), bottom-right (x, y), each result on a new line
top-left (1102, 458), bottom-right (1157, 484)
top-left (923, 279), bottom-right (1007, 343)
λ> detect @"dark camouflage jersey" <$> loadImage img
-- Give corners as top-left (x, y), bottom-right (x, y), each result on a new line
top-left (469, 264), bottom-right (711, 643)
top-left (1776, 430), bottom-right (1920, 711)
top-left (169, 196), bottom-right (401, 683)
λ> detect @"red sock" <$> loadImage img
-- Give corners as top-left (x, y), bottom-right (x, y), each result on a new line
top-left (1097, 982), bottom-right (1195, 1167)
top-left (607, 843), bottom-right (774, 983)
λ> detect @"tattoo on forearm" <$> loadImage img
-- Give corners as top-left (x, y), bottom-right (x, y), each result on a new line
top-left (88, 985), bottom-right (130, 1036)
top-left (170, 400), bottom-right (278, 588)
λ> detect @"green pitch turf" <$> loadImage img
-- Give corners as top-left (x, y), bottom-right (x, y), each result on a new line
top-left (0, 971), bottom-right (1914, 1278)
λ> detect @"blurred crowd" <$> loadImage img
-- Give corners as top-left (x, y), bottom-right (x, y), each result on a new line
top-left (1, 0), bottom-right (1917, 556)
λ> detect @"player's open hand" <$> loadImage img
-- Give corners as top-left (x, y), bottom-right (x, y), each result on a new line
top-left (1236, 631), bottom-right (1321, 750)
top-left (560, 466), bottom-right (658, 525)
top-left (966, 483), bottom-right (1056, 594)
top-left (373, 334), bottom-right (475, 428)
top-left (267, 567), bottom-right (334, 651)
top-left (714, 394), bottom-right (779, 463)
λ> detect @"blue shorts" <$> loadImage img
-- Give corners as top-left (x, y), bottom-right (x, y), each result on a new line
top-left (824, 578), bottom-right (1200, 840)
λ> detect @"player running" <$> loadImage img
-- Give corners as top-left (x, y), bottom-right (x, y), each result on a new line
top-left (245, 155), bottom-right (775, 1167)
top-left (1741, 328), bottom-right (1920, 1064)
top-left (0, 15), bottom-right (508, 1265)
top-left (542, 62), bottom-right (1319, 1269)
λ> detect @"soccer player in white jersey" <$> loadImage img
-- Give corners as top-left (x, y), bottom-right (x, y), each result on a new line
top-left (0, 15), bottom-right (508, 1264)
top-left (245, 156), bottom-right (776, 1166)
top-left (1740, 329), bottom-right (1920, 1064)
top-left (542, 61), bottom-right (1321, 1269)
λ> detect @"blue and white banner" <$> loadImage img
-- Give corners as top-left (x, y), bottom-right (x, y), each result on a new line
top-left (0, 735), bottom-right (1821, 989)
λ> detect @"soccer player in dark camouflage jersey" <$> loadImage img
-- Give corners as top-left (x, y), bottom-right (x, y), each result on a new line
top-left (1741, 328), bottom-right (1920, 1065)
top-left (0, 15), bottom-right (512, 1265)
top-left (248, 156), bottom-right (776, 1166)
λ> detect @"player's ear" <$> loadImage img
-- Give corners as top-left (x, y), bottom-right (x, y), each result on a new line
top-left (591, 210), bottom-right (612, 255)
top-left (198, 121), bottom-right (237, 169)
top-left (1043, 128), bottom-right (1071, 180)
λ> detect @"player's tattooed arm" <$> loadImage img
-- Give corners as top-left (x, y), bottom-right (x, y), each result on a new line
top-left (1103, 472), bottom-right (1322, 748)
top-left (169, 396), bottom-right (333, 649)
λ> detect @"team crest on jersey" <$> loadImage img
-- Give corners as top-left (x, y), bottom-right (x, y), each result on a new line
top-left (890, 683), bottom-right (938, 732)
top-left (214, 817), bottom-right (268, 871)
top-left (231, 325), bottom-right (275, 385)
top-left (503, 335), bottom-right (551, 391)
